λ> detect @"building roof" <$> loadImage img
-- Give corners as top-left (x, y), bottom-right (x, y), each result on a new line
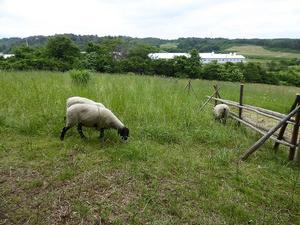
top-left (200, 52), bottom-right (245, 59)
top-left (148, 53), bottom-right (189, 59)
top-left (148, 52), bottom-right (245, 60)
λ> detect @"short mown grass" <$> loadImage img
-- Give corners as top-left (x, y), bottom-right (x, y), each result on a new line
top-left (0, 71), bottom-right (299, 224)
top-left (227, 45), bottom-right (300, 61)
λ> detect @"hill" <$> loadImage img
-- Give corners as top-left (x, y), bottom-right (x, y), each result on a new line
top-left (227, 45), bottom-right (300, 62)
top-left (1, 34), bottom-right (300, 55)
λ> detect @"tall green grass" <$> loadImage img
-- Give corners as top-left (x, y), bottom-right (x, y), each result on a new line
top-left (0, 71), bottom-right (299, 225)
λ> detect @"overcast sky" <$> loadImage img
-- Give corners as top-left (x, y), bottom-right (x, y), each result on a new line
top-left (1, 0), bottom-right (300, 39)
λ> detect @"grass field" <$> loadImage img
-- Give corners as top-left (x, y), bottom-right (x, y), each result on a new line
top-left (159, 42), bottom-right (178, 50)
top-left (227, 45), bottom-right (300, 62)
top-left (0, 71), bottom-right (300, 225)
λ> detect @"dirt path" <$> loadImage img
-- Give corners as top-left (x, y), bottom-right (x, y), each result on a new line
top-left (233, 109), bottom-right (296, 142)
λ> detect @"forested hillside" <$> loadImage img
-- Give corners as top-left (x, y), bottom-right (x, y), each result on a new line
top-left (1, 34), bottom-right (300, 53)
top-left (1, 35), bottom-right (300, 87)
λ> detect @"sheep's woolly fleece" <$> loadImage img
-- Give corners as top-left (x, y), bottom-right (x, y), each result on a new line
top-left (65, 104), bottom-right (124, 130)
top-left (213, 104), bottom-right (230, 119)
top-left (66, 96), bottom-right (105, 109)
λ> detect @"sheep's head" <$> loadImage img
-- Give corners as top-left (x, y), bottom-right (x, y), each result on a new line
top-left (118, 127), bottom-right (129, 140)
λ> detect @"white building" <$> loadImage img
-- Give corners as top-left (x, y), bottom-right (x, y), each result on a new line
top-left (0, 53), bottom-right (15, 59)
top-left (148, 52), bottom-right (245, 63)
top-left (200, 52), bottom-right (245, 63)
top-left (149, 53), bottom-right (190, 59)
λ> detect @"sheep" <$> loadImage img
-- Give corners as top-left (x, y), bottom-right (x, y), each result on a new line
top-left (60, 104), bottom-right (129, 141)
top-left (66, 96), bottom-right (105, 109)
top-left (64, 96), bottom-right (105, 122)
top-left (213, 104), bottom-right (230, 124)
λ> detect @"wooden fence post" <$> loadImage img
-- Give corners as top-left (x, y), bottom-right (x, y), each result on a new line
top-left (238, 84), bottom-right (244, 126)
top-left (240, 105), bottom-right (300, 161)
top-left (185, 79), bottom-right (192, 94)
top-left (199, 86), bottom-right (220, 111)
top-left (274, 95), bottom-right (299, 152)
top-left (295, 145), bottom-right (300, 166)
top-left (295, 139), bottom-right (300, 166)
top-left (213, 84), bottom-right (219, 106)
top-left (289, 94), bottom-right (300, 160)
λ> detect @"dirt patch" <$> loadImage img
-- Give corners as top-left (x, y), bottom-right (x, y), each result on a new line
top-left (0, 165), bottom-right (139, 225)
top-left (232, 108), bottom-right (297, 142)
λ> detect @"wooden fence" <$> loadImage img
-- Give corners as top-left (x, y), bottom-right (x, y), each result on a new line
top-left (205, 84), bottom-right (300, 163)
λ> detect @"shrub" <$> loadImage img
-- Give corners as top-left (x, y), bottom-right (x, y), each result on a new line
top-left (69, 69), bottom-right (91, 85)
top-left (202, 62), bottom-right (224, 80)
top-left (222, 65), bottom-right (244, 82)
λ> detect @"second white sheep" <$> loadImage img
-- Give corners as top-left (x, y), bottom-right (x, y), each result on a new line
top-left (213, 104), bottom-right (230, 124)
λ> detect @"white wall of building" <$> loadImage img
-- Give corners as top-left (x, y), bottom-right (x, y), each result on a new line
top-left (0, 53), bottom-right (15, 59)
top-left (148, 52), bottom-right (245, 63)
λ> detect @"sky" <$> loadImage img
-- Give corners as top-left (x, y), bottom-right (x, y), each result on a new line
top-left (0, 0), bottom-right (300, 39)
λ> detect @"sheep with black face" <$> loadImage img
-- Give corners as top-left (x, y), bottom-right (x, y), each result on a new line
top-left (60, 104), bottom-right (129, 141)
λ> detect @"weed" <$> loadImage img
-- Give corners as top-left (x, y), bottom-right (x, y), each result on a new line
top-left (69, 69), bottom-right (91, 85)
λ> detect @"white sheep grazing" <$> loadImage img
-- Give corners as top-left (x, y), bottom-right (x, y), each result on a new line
top-left (213, 104), bottom-right (230, 124)
top-left (66, 96), bottom-right (105, 109)
top-left (60, 104), bottom-right (129, 141)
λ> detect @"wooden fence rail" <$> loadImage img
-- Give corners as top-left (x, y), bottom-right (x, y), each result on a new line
top-left (230, 114), bottom-right (295, 148)
top-left (239, 105), bottom-right (300, 161)
top-left (204, 84), bottom-right (300, 162)
top-left (207, 96), bottom-right (295, 125)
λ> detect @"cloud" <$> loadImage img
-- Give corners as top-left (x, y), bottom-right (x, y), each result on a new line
top-left (0, 0), bottom-right (299, 38)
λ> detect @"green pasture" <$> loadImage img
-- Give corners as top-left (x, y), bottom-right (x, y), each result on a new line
top-left (0, 71), bottom-right (299, 224)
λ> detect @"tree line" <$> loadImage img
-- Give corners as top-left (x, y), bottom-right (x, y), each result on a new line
top-left (0, 35), bottom-right (299, 86)
top-left (2, 34), bottom-right (300, 53)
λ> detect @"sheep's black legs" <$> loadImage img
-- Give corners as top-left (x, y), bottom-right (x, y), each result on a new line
top-left (60, 126), bottom-right (70, 140)
top-left (99, 128), bottom-right (105, 139)
top-left (77, 123), bottom-right (86, 139)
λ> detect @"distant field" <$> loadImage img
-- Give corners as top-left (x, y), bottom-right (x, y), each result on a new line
top-left (0, 71), bottom-right (299, 224)
top-left (227, 45), bottom-right (300, 62)
top-left (160, 42), bottom-right (178, 50)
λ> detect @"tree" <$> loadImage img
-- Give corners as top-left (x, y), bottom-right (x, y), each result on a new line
top-left (127, 44), bottom-right (158, 59)
top-left (202, 61), bottom-right (224, 80)
top-left (118, 44), bottom-right (157, 74)
top-left (185, 49), bottom-right (202, 78)
top-left (150, 59), bottom-right (175, 77)
top-left (242, 62), bottom-right (264, 83)
top-left (173, 56), bottom-right (189, 77)
top-left (171, 50), bottom-right (202, 78)
top-left (83, 38), bottom-right (123, 72)
top-left (222, 62), bottom-right (244, 82)
top-left (45, 35), bottom-right (80, 70)
top-left (12, 45), bottom-right (35, 59)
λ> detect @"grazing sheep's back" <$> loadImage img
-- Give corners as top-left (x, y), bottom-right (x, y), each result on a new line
top-left (213, 104), bottom-right (230, 119)
top-left (65, 104), bottom-right (124, 130)
top-left (66, 104), bottom-right (100, 128)
top-left (66, 96), bottom-right (105, 108)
